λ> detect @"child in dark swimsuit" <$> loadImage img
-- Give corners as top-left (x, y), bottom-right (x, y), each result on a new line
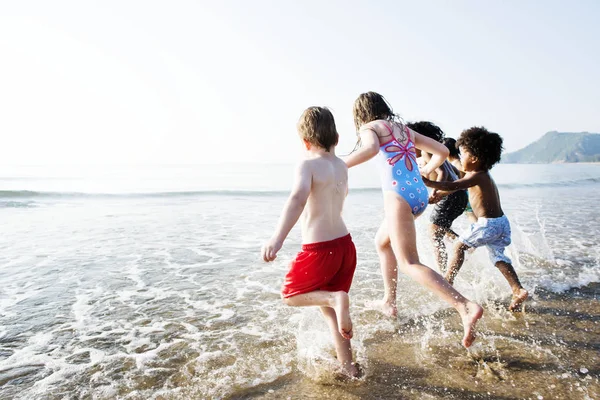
top-left (407, 122), bottom-right (467, 273)
top-left (444, 138), bottom-right (477, 224)
top-left (343, 92), bottom-right (483, 348)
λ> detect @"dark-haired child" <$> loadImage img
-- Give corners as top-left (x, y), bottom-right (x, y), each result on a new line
top-left (442, 138), bottom-right (462, 177)
top-left (407, 122), bottom-right (467, 273)
top-left (423, 127), bottom-right (528, 311)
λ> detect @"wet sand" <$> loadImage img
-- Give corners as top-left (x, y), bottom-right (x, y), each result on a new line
top-left (235, 284), bottom-right (599, 400)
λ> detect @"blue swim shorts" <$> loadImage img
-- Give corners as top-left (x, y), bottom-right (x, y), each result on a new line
top-left (460, 215), bottom-right (512, 264)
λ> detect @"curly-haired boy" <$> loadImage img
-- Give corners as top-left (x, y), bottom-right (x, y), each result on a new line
top-left (423, 127), bottom-right (528, 311)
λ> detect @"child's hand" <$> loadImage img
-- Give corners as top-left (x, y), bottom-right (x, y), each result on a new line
top-left (261, 238), bottom-right (283, 262)
top-left (429, 190), bottom-right (444, 204)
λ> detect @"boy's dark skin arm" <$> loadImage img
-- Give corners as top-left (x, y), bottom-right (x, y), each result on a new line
top-left (424, 172), bottom-right (478, 205)
top-left (421, 158), bottom-right (454, 204)
top-left (422, 172), bottom-right (482, 192)
top-left (423, 171), bottom-right (504, 219)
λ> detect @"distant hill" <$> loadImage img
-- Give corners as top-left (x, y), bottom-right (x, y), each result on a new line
top-left (503, 131), bottom-right (600, 163)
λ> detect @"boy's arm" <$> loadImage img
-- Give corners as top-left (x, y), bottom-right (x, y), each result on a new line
top-left (261, 161), bottom-right (312, 262)
top-left (341, 128), bottom-right (379, 168)
top-left (422, 172), bottom-right (482, 191)
top-left (428, 167), bottom-right (454, 203)
top-left (429, 189), bottom-right (453, 204)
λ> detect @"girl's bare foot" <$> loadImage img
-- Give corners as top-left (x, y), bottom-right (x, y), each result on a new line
top-left (339, 361), bottom-right (361, 379)
top-left (380, 300), bottom-right (398, 318)
top-left (509, 288), bottom-right (528, 311)
top-left (332, 291), bottom-right (353, 339)
top-left (368, 299), bottom-right (398, 318)
top-left (460, 301), bottom-right (483, 348)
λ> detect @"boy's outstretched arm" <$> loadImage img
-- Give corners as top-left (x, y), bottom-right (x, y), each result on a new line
top-left (261, 161), bottom-right (312, 262)
top-left (428, 166), bottom-right (454, 204)
top-left (422, 172), bottom-right (482, 191)
top-left (429, 189), bottom-right (453, 204)
top-left (341, 128), bottom-right (379, 168)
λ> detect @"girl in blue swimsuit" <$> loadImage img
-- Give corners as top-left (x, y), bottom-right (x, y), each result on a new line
top-left (377, 121), bottom-right (428, 215)
top-left (344, 92), bottom-right (483, 348)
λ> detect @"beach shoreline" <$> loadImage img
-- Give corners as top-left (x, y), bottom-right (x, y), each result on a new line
top-left (237, 284), bottom-right (600, 400)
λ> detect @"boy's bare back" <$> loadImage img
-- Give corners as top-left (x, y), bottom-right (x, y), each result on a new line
top-left (300, 154), bottom-right (349, 244)
top-left (464, 171), bottom-right (504, 219)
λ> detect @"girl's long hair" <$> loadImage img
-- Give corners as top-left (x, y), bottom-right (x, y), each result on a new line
top-left (346, 91), bottom-right (404, 155)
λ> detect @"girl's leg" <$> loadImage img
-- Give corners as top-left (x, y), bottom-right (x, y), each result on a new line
top-left (374, 219), bottom-right (399, 317)
top-left (384, 193), bottom-right (483, 347)
top-left (320, 306), bottom-right (359, 378)
top-left (284, 291), bottom-right (352, 339)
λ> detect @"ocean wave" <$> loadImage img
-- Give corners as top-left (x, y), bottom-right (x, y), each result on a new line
top-left (499, 176), bottom-right (600, 190)
top-left (0, 201), bottom-right (37, 208)
top-left (1, 177), bottom-right (599, 198)
top-left (0, 189), bottom-right (294, 199)
top-left (0, 188), bottom-right (389, 198)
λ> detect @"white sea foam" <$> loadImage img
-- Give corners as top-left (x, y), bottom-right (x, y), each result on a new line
top-left (0, 164), bottom-right (599, 398)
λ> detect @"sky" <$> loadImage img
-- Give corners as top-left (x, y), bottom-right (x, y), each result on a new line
top-left (1, 0), bottom-right (599, 165)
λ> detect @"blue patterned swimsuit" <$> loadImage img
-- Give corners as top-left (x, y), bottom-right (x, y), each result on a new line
top-left (376, 122), bottom-right (428, 216)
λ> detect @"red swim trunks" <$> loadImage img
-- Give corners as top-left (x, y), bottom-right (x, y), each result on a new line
top-left (281, 234), bottom-right (357, 298)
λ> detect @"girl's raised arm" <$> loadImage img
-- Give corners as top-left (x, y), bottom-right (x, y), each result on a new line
top-left (413, 131), bottom-right (449, 176)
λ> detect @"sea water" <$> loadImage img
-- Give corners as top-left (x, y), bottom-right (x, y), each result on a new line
top-left (0, 163), bottom-right (599, 399)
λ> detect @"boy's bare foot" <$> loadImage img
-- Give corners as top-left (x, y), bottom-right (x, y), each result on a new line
top-left (332, 291), bottom-right (353, 339)
top-left (509, 288), bottom-right (528, 311)
top-left (460, 301), bottom-right (484, 348)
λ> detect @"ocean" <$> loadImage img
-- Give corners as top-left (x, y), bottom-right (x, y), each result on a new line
top-left (0, 163), bottom-right (599, 399)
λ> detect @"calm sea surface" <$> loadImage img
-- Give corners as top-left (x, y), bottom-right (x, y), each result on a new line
top-left (0, 163), bottom-right (599, 399)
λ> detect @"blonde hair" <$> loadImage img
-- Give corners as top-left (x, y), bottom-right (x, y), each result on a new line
top-left (297, 107), bottom-right (339, 151)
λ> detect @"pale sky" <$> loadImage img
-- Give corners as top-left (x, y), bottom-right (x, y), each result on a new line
top-left (1, 0), bottom-right (599, 165)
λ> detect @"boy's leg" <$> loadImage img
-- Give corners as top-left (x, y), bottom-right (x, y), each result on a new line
top-left (466, 211), bottom-right (477, 223)
top-left (495, 261), bottom-right (528, 311)
top-left (430, 224), bottom-right (448, 273)
top-left (284, 291), bottom-right (352, 339)
top-left (319, 306), bottom-right (359, 378)
top-left (431, 192), bottom-right (466, 265)
top-left (446, 241), bottom-right (471, 285)
top-left (445, 228), bottom-right (459, 240)
top-left (375, 219), bottom-right (398, 317)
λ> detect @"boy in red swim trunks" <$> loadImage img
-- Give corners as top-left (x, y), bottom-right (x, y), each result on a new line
top-left (261, 106), bottom-right (359, 378)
